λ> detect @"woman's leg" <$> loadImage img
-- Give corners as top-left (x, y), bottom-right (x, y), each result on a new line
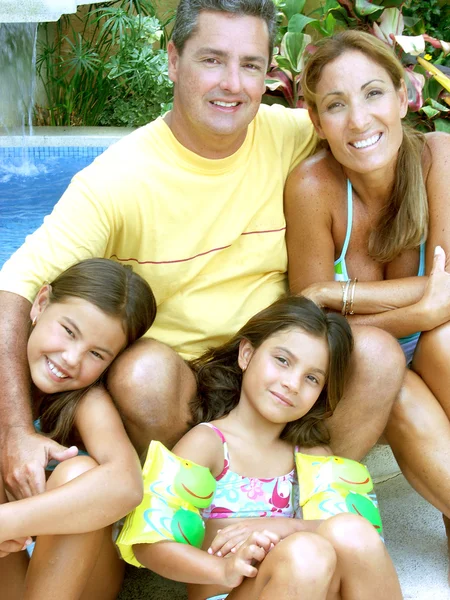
top-left (0, 474), bottom-right (28, 600)
top-left (23, 456), bottom-right (112, 600)
top-left (317, 514), bottom-right (402, 600)
top-left (385, 368), bottom-right (450, 516)
top-left (226, 531), bottom-right (337, 600)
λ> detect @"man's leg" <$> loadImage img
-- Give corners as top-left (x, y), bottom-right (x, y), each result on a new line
top-left (327, 326), bottom-right (406, 460)
top-left (107, 339), bottom-right (196, 456)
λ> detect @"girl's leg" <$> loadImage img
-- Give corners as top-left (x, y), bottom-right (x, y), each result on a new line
top-left (23, 456), bottom-right (111, 600)
top-left (79, 529), bottom-right (125, 600)
top-left (317, 514), bottom-right (402, 600)
top-left (0, 475), bottom-right (28, 600)
top-left (226, 531), bottom-right (337, 600)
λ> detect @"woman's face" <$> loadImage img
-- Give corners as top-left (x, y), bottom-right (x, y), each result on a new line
top-left (309, 50), bottom-right (408, 176)
top-left (28, 287), bottom-right (127, 394)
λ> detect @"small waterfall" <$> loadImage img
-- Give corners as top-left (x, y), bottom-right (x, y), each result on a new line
top-left (0, 23), bottom-right (41, 175)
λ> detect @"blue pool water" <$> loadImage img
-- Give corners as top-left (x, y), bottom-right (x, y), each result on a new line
top-left (0, 146), bottom-right (107, 267)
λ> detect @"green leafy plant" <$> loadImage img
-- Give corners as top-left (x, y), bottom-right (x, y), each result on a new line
top-left (35, 1), bottom-right (175, 127)
top-left (264, 0), bottom-right (450, 131)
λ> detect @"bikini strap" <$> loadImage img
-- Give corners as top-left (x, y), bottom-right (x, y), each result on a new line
top-left (198, 423), bottom-right (230, 470)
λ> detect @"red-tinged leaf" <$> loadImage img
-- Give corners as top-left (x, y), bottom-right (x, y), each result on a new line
top-left (265, 69), bottom-right (295, 106)
top-left (404, 67), bottom-right (424, 112)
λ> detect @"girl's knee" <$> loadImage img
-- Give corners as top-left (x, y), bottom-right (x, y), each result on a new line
top-left (319, 513), bottom-right (382, 555)
top-left (47, 456), bottom-right (99, 490)
top-left (274, 532), bottom-right (337, 577)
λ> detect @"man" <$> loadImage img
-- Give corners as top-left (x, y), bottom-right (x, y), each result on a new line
top-left (0, 0), bottom-right (404, 503)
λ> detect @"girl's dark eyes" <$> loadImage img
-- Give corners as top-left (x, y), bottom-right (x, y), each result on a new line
top-left (62, 325), bottom-right (74, 337)
top-left (367, 89), bottom-right (383, 98)
top-left (275, 356), bottom-right (288, 366)
top-left (91, 350), bottom-right (104, 360)
top-left (307, 374), bottom-right (320, 385)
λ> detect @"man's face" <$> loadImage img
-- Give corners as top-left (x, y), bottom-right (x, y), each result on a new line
top-left (167, 10), bottom-right (270, 157)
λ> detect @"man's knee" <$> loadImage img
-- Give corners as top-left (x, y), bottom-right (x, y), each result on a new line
top-left (107, 339), bottom-right (196, 411)
top-left (107, 338), bottom-right (196, 451)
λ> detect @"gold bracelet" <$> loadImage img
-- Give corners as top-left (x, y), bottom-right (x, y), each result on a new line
top-left (341, 279), bottom-right (351, 316)
top-left (348, 278), bottom-right (358, 315)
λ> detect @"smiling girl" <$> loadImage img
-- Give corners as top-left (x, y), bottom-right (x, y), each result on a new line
top-left (123, 295), bottom-right (402, 600)
top-left (0, 258), bottom-right (156, 599)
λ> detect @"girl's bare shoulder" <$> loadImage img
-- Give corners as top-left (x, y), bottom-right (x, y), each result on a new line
top-left (172, 423), bottom-right (224, 476)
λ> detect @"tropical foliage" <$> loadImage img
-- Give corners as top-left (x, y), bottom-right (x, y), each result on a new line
top-left (35, 0), bottom-right (174, 127)
top-left (266, 0), bottom-right (450, 131)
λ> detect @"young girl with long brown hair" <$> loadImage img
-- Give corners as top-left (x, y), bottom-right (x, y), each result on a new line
top-left (124, 295), bottom-right (402, 600)
top-left (0, 258), bottom-right (156, 599)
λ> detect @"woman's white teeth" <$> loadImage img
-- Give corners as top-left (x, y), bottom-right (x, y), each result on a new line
top-left (213, 101), bottom-right (238, 107)
top-left (352, 134), bottom-right (381, 149)
top-left (47, 359), bottom-right (68, 379)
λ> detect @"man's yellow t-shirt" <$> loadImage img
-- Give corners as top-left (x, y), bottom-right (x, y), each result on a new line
top-left (0, 104), bottom-right (316, 359)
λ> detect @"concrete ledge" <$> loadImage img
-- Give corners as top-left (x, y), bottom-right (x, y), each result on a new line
top-left (0, 126), bottom-right (135, 147)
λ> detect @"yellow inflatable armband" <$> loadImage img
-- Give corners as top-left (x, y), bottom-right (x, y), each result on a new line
top-left (295, 453), bottom-right (383, 536)
top-left (117, 441), bottom-right (216, 567)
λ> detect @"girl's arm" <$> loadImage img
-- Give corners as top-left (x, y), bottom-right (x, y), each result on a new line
top-left (134, 531), bottom-right (276, 586)
top-left (133, 425), bottom-right (276, 587)
top-left (0, 385), bottom-right (143, 541)
top-left (284, 154), bottom-right (450, 337)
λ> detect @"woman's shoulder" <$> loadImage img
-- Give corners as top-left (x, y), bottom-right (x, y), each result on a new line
top-left (286, 147), bottom-right (346, 196)
top-left (422, 131), bottom-right (450, 181)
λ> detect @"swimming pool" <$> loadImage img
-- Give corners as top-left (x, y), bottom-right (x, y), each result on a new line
top-left (0, 146), bottom-right (107, 266)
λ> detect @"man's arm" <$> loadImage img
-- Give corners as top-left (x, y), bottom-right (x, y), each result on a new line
top-left (0, 292), bottom-right (77, 499)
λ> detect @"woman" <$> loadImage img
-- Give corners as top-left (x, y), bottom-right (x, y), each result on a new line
top-left (285, 30), bottom-right (450, 552)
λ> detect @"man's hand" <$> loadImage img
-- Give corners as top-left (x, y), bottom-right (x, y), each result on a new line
top-left (2, 430), bottom-right (78, 499)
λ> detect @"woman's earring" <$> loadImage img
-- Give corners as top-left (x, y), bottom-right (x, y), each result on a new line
top-left (31, 316), bottom-right (37, 327)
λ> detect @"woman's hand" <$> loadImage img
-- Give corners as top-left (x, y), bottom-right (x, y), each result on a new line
top-left (0, 537), bottom-right (32, 558)
top-left (221, 531), bottom-right (279, 589)
top-left (417, 246), bottom-right (450, 330)
top-left (209, 525), bottom-right (278, 557)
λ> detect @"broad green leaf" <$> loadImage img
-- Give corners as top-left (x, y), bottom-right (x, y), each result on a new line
top-left (281, 31), bottom-right (311, 73)
top-left (282, 0), bottom-right (306, 21)
top-left (420, 105), bottom-right (440, 118)
top-left (427, 98), bottom-right (450, 112)
top-left (275, 55), bottom-right (294, 73)
top-left (379, 0), bottom-right (404, 7)
top-left (288, 14), bottom-right (317, 33)
top-left (265, 78), bottom-right (284, 91)
top-left (325, 0), bottom-right (341, 10)
top-left (403, 16), bottom-right (421, 29)
top-left (355, 0), bottom-right (383, 17)
top-left (435, 118), bottom-right (450, 133)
